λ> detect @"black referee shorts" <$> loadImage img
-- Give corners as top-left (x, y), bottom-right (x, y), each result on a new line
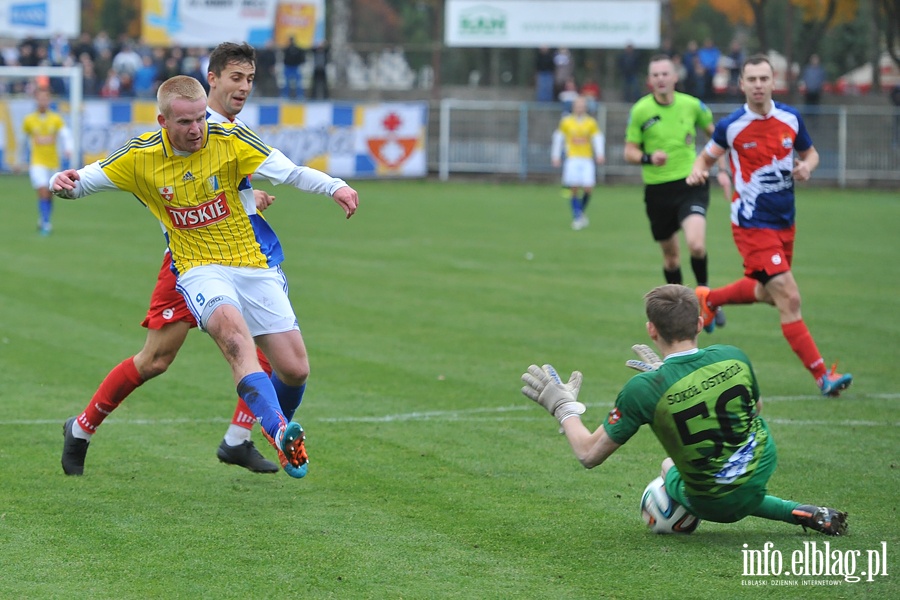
top-left (643, 179), bottom-right (710, 241)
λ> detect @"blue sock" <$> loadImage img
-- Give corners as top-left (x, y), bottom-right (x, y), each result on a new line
top-left (39, 198), bottom-right (52, 225)
top-left (237, 372), bottom-right (285, 440)
top-left (570, 197), bottom-right (582, 218)
top-left (272, 372), bottom-right (305, 422)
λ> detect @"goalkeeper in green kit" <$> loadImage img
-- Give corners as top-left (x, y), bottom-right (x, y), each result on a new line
top-left (521, 284), bottom-right (847, 535)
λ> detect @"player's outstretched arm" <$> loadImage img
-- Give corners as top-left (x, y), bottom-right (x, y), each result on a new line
top-left (255, 148), bottom-right (359, 218)
top-left (50, 163), bottom-right (118, 199)
top-left (521, 364), bottom-right (585, 425)
top-left (560, 417), bottom-right (622, 469)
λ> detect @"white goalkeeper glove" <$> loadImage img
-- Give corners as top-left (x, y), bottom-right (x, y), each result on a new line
top-left (521, 364), bottom-right (586, 426)
top-left (625, 344), bottom-right (664, 373)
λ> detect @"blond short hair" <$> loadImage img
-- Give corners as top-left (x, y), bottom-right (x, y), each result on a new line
top-left (157, 75), bottom-right (206, 118)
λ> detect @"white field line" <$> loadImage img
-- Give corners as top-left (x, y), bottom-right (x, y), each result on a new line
top-left (2, 394), bottom-right (898, 427)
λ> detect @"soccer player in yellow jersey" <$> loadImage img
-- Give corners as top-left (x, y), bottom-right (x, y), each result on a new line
top-left (51, 75), bottom-right (359, 478)
top-left (59, 43), bottom-right (288, 477)
top-left (22, 87), bottom-right (72, 235)
top-left (551, 96), bottom-right (605, 230)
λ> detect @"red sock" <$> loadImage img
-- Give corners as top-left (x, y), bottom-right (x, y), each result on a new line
top-left (781, 319), bottom-right (827, 381)
top-left (709, 277), bottom-right (758, 307)
top-left (230, 398), bottom-right (256, 430)
top-left (229, 348), bottom-right (274, 429)
top-left (77, 357), bottom-right (144, 433)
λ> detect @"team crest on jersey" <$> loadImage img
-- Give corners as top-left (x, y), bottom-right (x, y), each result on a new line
top-left (607, 407), bottom-right (622, 425)
top-left (205, 175), bottom-right (220, 195)
top-left (781, 136), bottom-right (793, 149)
top-left (158, 186), bottom-right (174, 201)
top-left (182, 170), bottom-right (195, 182)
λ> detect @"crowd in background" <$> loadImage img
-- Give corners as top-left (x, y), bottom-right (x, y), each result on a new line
top-left (533, 39), bottom-right (887, 116)
top-left (0, 31), bottom-right (331, 100)
top-left (536, 38), bottom-right (752, 111)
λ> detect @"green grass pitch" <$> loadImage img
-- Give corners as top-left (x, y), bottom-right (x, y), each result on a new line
top-left (0, 175), bottom-right (897, 599)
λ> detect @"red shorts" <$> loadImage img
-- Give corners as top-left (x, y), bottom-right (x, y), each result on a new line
top-left (732, 224), bottom-right (795, 279)
top-left (141, 252), bottom-right (198, 330)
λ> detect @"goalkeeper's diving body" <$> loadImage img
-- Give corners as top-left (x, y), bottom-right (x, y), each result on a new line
top-left (520, 284), bottom-right (847, 535)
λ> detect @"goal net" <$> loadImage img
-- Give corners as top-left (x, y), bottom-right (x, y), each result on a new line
top-left (0, 65), bottom-right (83, 172)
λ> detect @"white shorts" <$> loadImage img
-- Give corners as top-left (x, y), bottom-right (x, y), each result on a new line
top-left (175, 264), bottom-right (300, 337)
top-left (29, 165), bottom-right (53, 190)
top-left (561, 157), bottom-right (596, 188)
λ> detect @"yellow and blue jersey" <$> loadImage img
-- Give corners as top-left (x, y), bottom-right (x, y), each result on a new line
top-left (22, 110), bottom-right (67, 168)
top-left (557, 114), bottom-right (601, 159)
top-left (99, 121), bottom-right (279, 274)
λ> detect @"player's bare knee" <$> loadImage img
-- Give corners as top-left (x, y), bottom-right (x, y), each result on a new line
top-left (687, 241), bottom-right (706, 257)
top-left (276, 362), bottom-right (310, 386)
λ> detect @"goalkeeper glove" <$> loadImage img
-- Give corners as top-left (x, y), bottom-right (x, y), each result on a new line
top-left (521, 364), bottom-right (585, 425)
top-left (625, 344), bottom-right (663, 373)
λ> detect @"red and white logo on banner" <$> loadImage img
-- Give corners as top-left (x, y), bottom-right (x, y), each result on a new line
top-left (367, 111), bottom-right (417, 169)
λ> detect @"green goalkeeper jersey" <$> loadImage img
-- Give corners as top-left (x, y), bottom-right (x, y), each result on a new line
top-left (603, 345), bottom-right (768, 500)
top-left (624, 92), bottom-right (713, 185)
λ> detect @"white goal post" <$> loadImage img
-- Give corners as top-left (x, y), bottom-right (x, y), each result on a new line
top-left (0, 65), bottom-right (83, 168)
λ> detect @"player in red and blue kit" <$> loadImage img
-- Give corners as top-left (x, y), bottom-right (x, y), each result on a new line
top-left (687, 55), bottom-right (851, 397)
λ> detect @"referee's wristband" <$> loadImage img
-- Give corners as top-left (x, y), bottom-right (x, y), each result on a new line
top-left (640, 153), bottom-right (653, 165)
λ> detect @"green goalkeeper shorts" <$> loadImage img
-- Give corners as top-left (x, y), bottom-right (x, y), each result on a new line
top-left (664, 426), bottom-right (778, 524)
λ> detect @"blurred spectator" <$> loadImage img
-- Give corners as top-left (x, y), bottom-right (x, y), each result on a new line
top-left (553, 48), bottom-right (573, 99)
top-left (100, 68), bottom-right (121, 98)
top-left (580, 76), bottom-right (601, 113)
top-left (1, 43), bottom-right (18, 66)
top-left (18, 39), bottom-right (39, 67)
top-left (150, 47), bottom-right (167, 88)
top-left (133, 55), bottom-right (158, 98)
top-left (617, 43), bottom-right (641, 102)
top-left (93, 31), bottom-right (112, 56)
top-left (891, 84), bottom-right (900, 148)
top-left (118, 71), bottom-right (135, 97)
top-left (309, 39), bottom-right (330, 100)
top-left (79, 55), bottom-right (100, 97)
top-left (697, 38), bottom-right (720, 100)
top-left (687, 54), bottom-right (707, 99)
top-left (49, 33), bottom-right (70, 66)
top-left (534, 46), bottom-right (555, 102)
top-left (725, 40), bottom-right (745, 98)
top-left (282, 36), bottom-right (306, 99)
top-left (682, 40), bottom-right (699, 94)
top-left (256, 40), bottom-right (278, 97)
top-left (558, 76), bottom-right (579, 112)
top-left (182, 55), bottom-right (208, 92)
top-left (94, 47), bottom-right (113, 85)
top-left (71, 32), bottom-right (96, 62)
top-left (581, 76), bottom-right (601, 100)
top-left (112, 41), bottom-right (142, 76)
top-left (800, 54), bottom-right (826, 106)
top-left (672, 54), bottom-right (687, 92)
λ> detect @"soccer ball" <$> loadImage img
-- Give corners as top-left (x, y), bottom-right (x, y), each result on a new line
top-left (640, 476), bottom-right (700, 534)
